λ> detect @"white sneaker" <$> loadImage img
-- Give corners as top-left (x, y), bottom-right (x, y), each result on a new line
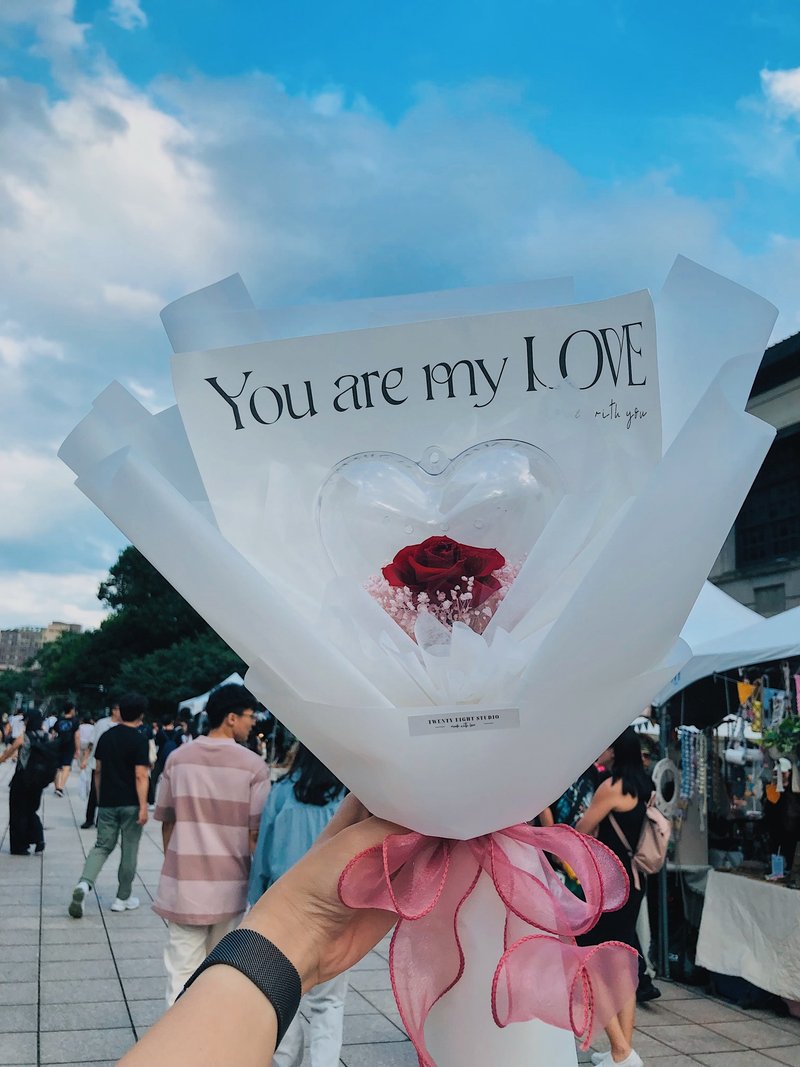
top-left (110, 895), bottom-right (140, 912)
top-left (592, 1053), bottom-right (642, 1067)
top-left (68, 881), bottom-right (89, 919)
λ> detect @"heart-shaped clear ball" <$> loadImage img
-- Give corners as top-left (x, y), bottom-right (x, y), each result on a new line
top-left (317, 439), bottom-right (565, 579)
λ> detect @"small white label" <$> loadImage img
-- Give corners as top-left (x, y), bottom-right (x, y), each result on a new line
top-left (408, 708), bottom-right (520, 736)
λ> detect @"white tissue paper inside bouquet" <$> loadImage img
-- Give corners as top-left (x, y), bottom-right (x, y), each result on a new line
top-left (60, 259), bottom-right (777, 839)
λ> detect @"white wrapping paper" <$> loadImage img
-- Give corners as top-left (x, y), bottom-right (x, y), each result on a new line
top-left (60, 260), bottom-right (777, 1066)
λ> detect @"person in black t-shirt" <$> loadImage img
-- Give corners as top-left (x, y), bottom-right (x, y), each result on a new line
top-left (68, 694), bottom-right (150, 919)
top-left (53, 702), bottom-right (80, 796)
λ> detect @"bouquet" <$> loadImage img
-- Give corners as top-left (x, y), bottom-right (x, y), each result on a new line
top-left (61, 258), bottom-right (777, 1065)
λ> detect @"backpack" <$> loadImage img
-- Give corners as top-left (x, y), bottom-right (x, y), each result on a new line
top-left (20, 733), bottom-right (61, 791)
top-left (609, 792), bottom-right (671, 891)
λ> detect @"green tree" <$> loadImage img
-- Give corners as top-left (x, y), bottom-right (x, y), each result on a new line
top-left (37, 631), bottom-right (96, 695)
top-left (114, 631), bottom-right (246, 716)
top-left (39, 547), bottom-right (242, 714)
top-left (98, 547), bottom-right (208, 649)
top-left (0, 667), bottom-right (36, 714)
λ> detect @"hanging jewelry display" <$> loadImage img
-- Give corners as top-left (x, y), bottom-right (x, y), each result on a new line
top-left (697, 731), bottom-right (708, 833)
top-left (678, 726), bottom-right (697, 800)
top-left (712, 729), bottom-right (724, 812)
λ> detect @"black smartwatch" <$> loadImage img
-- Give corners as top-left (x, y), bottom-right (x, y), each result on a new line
top-left (182, 928), bottom-right (302, 1046)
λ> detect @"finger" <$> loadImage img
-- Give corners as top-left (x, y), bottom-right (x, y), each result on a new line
top-left (325, 813), bottom-right (409, 863)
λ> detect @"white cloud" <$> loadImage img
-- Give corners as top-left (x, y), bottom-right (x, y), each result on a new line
top-left (761, 67), bottom-right (800, 117)
top-left (126, 378), bottom-right (156, 403)
top-left (0, 74), bottom-right (235, 398)
top-left (0, 322), bottom-right (69, 424)
top-left (0, 322), bottom-right (64, 369)
top-left (0, 448), bottom-right (87, 541)
top-left (102, 282), bottom-right (163, 317)
top-left (0, 72), bottom-right (230, 319)
top-left (0, 1), bottom-right (87, 60)
top-left (146, 75), bottom-right (750, 311)
top-left (746, 234), bottom-right (800, 340)
top-left (109, 0), bottom-right (148, 31)
top-left (0, 40), bottom-right (794, 387)
top-left (310, 90), bottom-right (346, 117)
top-left (687, 69), bottom-right (800, 206)
top-left (0, 570), bottom-right (106, 630)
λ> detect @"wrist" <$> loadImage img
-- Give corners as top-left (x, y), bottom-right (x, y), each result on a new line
top-left (181, 931), bottom-right (293, 1049)
top-left (240, 885), bottom-right (318, 992)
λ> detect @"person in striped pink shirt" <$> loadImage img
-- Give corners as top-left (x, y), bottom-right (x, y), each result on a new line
top-left (153, 683), bottom-right (271, 1005)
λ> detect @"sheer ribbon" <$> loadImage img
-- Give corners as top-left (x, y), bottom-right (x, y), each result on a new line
top-left (339, 824), bottom-right (638, 1066)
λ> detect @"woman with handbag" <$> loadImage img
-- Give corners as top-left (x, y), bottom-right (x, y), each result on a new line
top-left (576, 726), bottom-right (654, 1067)
top-left (0, 710), bottom-right (53, 855)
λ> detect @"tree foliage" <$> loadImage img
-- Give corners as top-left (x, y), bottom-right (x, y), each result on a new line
top-left (98, 548), bottom-right (208, 646)
top-left (36, 631), bottom-right (98, 701)
top-left (39, 547), bottom-right (244, 715)
top-left (115, 631), bottom-right (245, 716)
top-left (0, 667), bottom-right (37, 714)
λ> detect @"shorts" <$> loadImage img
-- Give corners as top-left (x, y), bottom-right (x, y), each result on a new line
top-left (59, 756), bottom-right (74, 768)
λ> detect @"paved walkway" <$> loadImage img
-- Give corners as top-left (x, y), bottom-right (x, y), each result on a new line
top-left (2, 761), bottom-right (800, 1066)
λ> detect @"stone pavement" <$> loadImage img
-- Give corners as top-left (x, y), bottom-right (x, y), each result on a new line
top-left (2, 760), bottom-right (800, 1066)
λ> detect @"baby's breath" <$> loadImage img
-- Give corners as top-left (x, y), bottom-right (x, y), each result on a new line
top-left (365, 562), bottom-right (519, 640)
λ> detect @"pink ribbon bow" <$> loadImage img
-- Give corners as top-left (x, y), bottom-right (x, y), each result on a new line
top-left (339, 823), bottom-right (638, 1066)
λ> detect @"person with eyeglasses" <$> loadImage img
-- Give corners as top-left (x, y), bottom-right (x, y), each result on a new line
top-left (152, 684), bottom-right (271, 1005)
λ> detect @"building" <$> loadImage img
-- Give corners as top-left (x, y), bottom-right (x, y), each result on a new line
top-left (709, 331), bottom-right (800, 615)
top-left (0, 621), bottom-right (82, 670)
top-left (42, 621), bottom-right (83, 645)
top-left (0, 627), bottom-right (45, 671)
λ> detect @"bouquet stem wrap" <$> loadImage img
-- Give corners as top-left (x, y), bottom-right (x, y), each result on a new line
top-left (339, 824), bottom-right (638, 1066)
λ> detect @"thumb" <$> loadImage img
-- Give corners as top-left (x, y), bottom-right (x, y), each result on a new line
top-left (326, 807), bottom-right (410, 863)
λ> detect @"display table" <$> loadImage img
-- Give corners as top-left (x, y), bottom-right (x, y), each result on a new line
top-left (696, 869), bottom-right (800, 999)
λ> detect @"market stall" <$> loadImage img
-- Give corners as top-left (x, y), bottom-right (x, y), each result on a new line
top-left (655, 599), bottom-right (800, 708)
top-left (697, 869), bottom-right (800, 1008)
top-left (644, 598), bottom-right (800, 991)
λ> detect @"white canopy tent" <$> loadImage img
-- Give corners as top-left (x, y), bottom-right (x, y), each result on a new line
top-left (674, 581), bottom-right (760, 651)
top-left (177, 672), bottom-right (246, 717)
top-left (654, 583), bottom-right (800, 705)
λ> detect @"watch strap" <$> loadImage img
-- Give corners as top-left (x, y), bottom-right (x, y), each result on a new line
top-left (182, 928), bottom-right (302, 1046)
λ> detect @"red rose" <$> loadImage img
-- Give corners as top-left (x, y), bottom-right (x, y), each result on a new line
top-left (382, 536), bottom-right (505, 608)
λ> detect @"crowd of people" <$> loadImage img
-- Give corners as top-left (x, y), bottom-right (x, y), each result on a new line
top-left (1, 686), bottom-right (348, 1066)
top-left (1, 694), bottom-right (659, 1067)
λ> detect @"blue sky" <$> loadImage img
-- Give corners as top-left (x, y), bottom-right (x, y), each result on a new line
top-left (1, 0), bottom-right (800, 629)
